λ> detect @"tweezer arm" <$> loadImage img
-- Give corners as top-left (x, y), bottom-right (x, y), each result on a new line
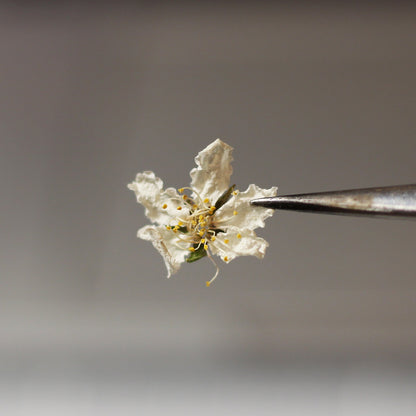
top-left (250, 184), bottom-right (416, 218)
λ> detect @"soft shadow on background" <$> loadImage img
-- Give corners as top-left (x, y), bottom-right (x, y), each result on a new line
top-left (1, 2), bottom-right (415, 414)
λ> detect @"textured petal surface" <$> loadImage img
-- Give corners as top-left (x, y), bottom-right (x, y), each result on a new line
top-left (210, 226), bottom-right (269, 263)
top-left (215, 184), bottom-right (277, 230)
top-left (189, 139), bottom-right (233, 202)
top-left (138, 225), bottom-right (188, 277)
top-left (128, 171), bottom-right (188, 225)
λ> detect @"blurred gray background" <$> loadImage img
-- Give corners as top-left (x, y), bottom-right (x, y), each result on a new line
top-left (1, 2), bottom-right (415, 414)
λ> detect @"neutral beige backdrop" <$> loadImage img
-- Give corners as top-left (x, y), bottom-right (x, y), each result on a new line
top-left (1, 2), bottom-right (415, 414)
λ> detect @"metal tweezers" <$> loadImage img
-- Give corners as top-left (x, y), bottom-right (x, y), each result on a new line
top-left (250, 184), bottom-right (416, 219)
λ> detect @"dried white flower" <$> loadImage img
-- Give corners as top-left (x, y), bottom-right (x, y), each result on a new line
top-left (128, 139), bottom-right (277, 286)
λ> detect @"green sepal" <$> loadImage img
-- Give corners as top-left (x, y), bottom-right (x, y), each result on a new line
top-left (214, 184), bottom-right (236, 211)
top-left (186, 244), bottom-right (207, 263)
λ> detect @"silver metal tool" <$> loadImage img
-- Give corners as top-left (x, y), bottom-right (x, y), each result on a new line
top-left (250, 184), bottom-right (416, 218)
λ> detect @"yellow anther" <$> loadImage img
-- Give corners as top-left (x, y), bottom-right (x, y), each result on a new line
top-left (182, 194), bottom-right (188, 200)
top-left (211, 236), bottom-right (216, 241)
top-left (201, 238), bottom-right (205, 243)
top-left (166, 225), bottom-right (171, 230)
top-left (162, 203), bottom-right (167, 209)
top-left (199, 215), bottom-right (204, 221)
top-left (188, 247), bottom-right (195, 252)
top-left (237, 233), bottom-right (242, 239)
top-left (224, 256), bottom-right (229, 262)
top-left (178, 221), bottom-right (183, 226)
top-left (224, 239), bottom-right (229, 244)
top-left (193, 204), bottom-right (198, 209)
top-left (203, 244), bottom-right (208, 250)
top-left (205, 281), bottom-right (211, 287)
top-left (177, 206), bottom-right (182, 210)
top-left (200, 221), bottom-right (206, 227)
top-left (173, 225), bottom-right (180, 231)
top-left (204, 198), bottom-right (209, 204)
top-left (191, 220), bottom-right (197, 226)
top-left (210, 206), bottom-right (216, 211)
top-left (198, 230), bottom-right (205, 237)
top-left (178, 188), bottom-right (184, 193)
top-left (233, 210), bottom-right (238, 215)
top-left (233, 190), bottom-right (238, 195)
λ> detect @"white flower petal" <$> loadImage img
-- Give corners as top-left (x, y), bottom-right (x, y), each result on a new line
top-left (210, 226), bottom-right (269, 263)
top-left (128, 171), bottom-right (188, 225)
top-left (138, 225), bottom-right (188, 277)
top-left (189, 139), bottom-right (233, 202)
top-left (215, 184), bottom-right (277, 230)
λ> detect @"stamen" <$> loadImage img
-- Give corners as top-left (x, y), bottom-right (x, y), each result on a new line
top-left (204, 244), bottom-right (208, 250)
top-left (178, 221), bottom-right (183, 226)
top-left (201, 238), bottom-right (205, 243)
top-left (180, 187), bottom-right (204, 204)
top-left (224, 239), bottom-right (229, 244)
top-left (224, 256), bottom-right (229, 262)
top-left (162, 204), bottom-right (167, 209)
top-left (177, 206), bottom-right (182, 210)
top-left (166, 225), bottom-right (171, 230)
top-left (204, 198), bottom-right (209, 204)
top-left (237, 233), bottom-right (242, 239)
top-left (233, 210), bottom-right (238, 215)
top-left (178, 188), bottom-right (184, 193)
top-left (182, 195), bottom-right (188, 200)
top-left (211, 236), bottom-right (216, 241)
top-left (188, 247), bottom-right (195, 252)
top-left (205, 249), bottom-right (219, 287)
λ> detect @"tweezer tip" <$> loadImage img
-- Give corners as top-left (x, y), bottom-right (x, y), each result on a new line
top-left (250, 198), bottom-right (273, 207)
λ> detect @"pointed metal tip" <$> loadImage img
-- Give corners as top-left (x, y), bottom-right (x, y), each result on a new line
top-left (250, 197), bottom-right (277, 208)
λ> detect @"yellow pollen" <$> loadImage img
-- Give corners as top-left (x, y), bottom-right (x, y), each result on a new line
top-left (173, 225), bottom-right (180, 231)
top-left (193, 204), bottom-right (198, 209)
top-left (205, 281), bottom-right (211, 287)
top-left (211, 236), bottom-right (216, 241)
top-left (198, 230), bottom-right (205, 237)
top-left (188, 247), bottom-right (195, 252)
top-left (237, 233), bottom-right (242, 239)
top-left (204, 244), bottom-right (208, 250)
top-left (182, 195), bottom-right (188, 200)
top-left (204, 198), bottom-right (209, 204)
top-left (233, 210), bottom-right (238, 215)
top-left (178, 188), bottom-right (184, 193)
top-left (201, 238), bottom-right (205, 243)
top-left (210, 206), bottom-right (216, 211)
top-left (224, 256), bottom-right (229, 262)
top-left (166, 225), bottom-right (171, 230)
top-left (199, 215), bottom-right (204, 221)
top-left (177, 206), bottom-right (182, 210)
top-left (162, 203), bottom-right (167, 209)
top-left (191, 220), bottom-right (197, 226)
top-left (178, 221), bottom-right (183, 226)
top-left (233, 191), bottom-right (238, 195)
top-left (224, 239), bottom-right (229, 244)
top-left (200, 221), bottom-right (206, 227)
